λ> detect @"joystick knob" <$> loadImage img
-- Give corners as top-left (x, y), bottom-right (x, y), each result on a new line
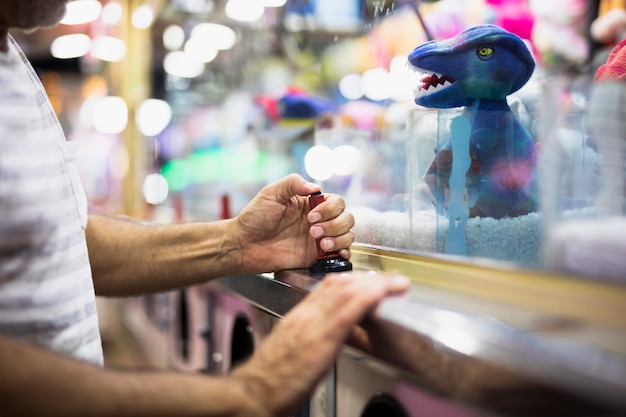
top-left (308, 191), bottom-right (353, 275)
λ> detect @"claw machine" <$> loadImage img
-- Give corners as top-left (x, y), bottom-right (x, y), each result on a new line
top-left (119, 0), bottom-right (626, 415)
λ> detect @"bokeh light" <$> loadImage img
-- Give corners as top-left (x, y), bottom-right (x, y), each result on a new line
top-left (92, 96), bottom-right (128, 134)
top-left (332, 145), bottom-right (361, 176)
top-left (184, 37), bottom-right (219, 63)
top-left (132, 5), bottom-right (154, 29)
top-left (190, 23), bottom-right (237, 50)
top-left (136, 99), bottom-right (172, 137)
top-left (51, 34), bottom-right (91, 59)
top-left (338, 73), bottom-right (364, 100)
top-left (60, 0), bottom-right (102, 25)
top-left (163, 51), bottom-right (205, 78)
top-left (362, 68), bottom-right (392, 101)
top-left (304, 145), bottom-right (334, 181)
top-left (101, 1), bottom-right (123, 25)
top-left (91, 36), bottom-right (126, 62)
top-left (163, 24), bottom-right (185, 51)
top-left (143, 173), bottom-right (169, 205)
top-left (225, 0), bottom-right (265, 22)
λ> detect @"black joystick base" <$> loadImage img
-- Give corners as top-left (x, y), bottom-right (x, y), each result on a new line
top-left (309, 256), bottom-right (353, 275)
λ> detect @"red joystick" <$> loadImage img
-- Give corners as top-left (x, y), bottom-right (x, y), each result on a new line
top-left (308, 191), bottom-right (353, 275)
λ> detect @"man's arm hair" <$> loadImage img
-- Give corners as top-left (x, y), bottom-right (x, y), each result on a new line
top-left (86, 214), bottom-right (241, 296)
top-left (0, 334), bottom-right (260, 417)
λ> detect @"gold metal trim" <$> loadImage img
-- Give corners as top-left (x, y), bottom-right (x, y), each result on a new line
top-left (351, 244), bottom-right (626, 330)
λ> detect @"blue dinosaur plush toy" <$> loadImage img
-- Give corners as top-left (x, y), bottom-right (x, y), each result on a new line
top-left (408, 24), bottom-right (537, 220)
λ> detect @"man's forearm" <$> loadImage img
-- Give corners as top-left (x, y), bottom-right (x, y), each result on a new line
top-left (0, 335), bottom-right (259, 417)
top-left (86, 214), bottom-right (242, 296)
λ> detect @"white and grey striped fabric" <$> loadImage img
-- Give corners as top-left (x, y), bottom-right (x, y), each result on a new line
top-left (0, 36), bottom-right (103, 365)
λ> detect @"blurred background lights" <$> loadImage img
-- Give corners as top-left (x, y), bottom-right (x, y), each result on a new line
top-left (132, 5), bottom-right (154, 29)
top-left (390, 55), bottom-right (410, 75)
top-left (163, 24), bottom-right (185, 51)
top-left (60, 0), bottom-right (102, 25)
top-left (362, 68), bottom-right (392, 101)
top-left (51, 34), bottom-right (91, 59)
top-left (389, 55), bottom-right (415, 101)
top-left (174, 0), bottom-right (214, 13)
top-left (91, 36), bottom-right (126, 62)
top-left (143, 173), bottom-right (169, 205)
top-left (304, 145), bottom-right (334, 181)
top-left (92, 96), bottom-right (128, 134)
top-left (136, 99), bottom-right (172, 136)
top-left (184, 37), bottom-right (219, 63)
top-left (338, 73), bottom-right (364, 100)
top-left (164, 51), bottom-right (205, 78)
top-left (190, 23), bottom-right (237, 50)
top-left (263, 0), bottom-right (287, 6)
top-left (332, 145), bottom-right (360, 176)
top-left (101, 1), bottom-right (123, 25)
top-left (384, 102), bottom-right (409, 126)
top-left (78, 96), bottom-right (100, 128)
top-left (225, 0), bottom-right (265, 22)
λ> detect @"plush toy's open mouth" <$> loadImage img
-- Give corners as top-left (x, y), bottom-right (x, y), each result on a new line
top-left (410, 66), bottom-right (456, 99)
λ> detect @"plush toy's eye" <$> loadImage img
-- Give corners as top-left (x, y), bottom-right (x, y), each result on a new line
top-left (477, 46), bottom-right (494, 61)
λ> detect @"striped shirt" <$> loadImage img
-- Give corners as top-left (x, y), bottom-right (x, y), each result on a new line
top-left (0, 36), bottom-right (103, 365)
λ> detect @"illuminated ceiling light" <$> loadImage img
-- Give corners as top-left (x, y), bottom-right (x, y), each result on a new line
top-left (263, 0), bottom-right (287, 6)
top-left (225, 0), bottom-right (265, 22)
top-left (92, 96), bottom-right (128, 134)
top-left (101, 1), bottom-right (123, 25)
top-left (338, 73), bottom-right (363, 100)
top-left (143, 173), bottom-right (169, 205)
top-left (136, 99), bottom-right (172, 137)
top-left (184, 37), bottom-right (218, 63)
top-left (190, 23), bottom-right (237, 50)
top-left (304, 145), bottom-right (334, 181)
top-left (132, 5), bottom-right (154, 29)
top-left (163, 51), bottom-right (204, 78)
top-left (91, 36), bottom-right (126, 62)
top-left (51, 34), bottom-right (91, 59)
top-left (163, 24), bottom-right (185, 51)
top-left (60, 0), bottom-right (102, 25)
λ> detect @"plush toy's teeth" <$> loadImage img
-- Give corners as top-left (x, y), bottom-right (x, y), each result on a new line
top-left (419, 77), bottom-right (453, 95)
top-left (410, 67), bottom-right (454, 98)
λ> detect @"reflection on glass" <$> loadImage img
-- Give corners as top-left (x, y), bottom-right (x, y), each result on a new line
top-left (313, 127), bottom-right (411, 250)
top-left (408, 106), bottom-right (541, 265)
top-left (540, 78), bottom-right (625, 282)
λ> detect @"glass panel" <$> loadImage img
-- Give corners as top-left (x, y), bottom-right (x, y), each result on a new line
top-left (308, 126), bottom-right (411, 249)
top-left (336, 102), bottom-right (544, 267)
top-left (541, 78), bottom-right (626, 282)
top-left (132, 1), bottom-right (626, 282)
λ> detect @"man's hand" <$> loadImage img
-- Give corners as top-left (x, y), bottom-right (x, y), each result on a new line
top-left (230, 270), bottom-right (410, 417)
top-left (232, 174), bottom-right (355, 274)
top-left (88, 174), bottom-right (354, 295)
